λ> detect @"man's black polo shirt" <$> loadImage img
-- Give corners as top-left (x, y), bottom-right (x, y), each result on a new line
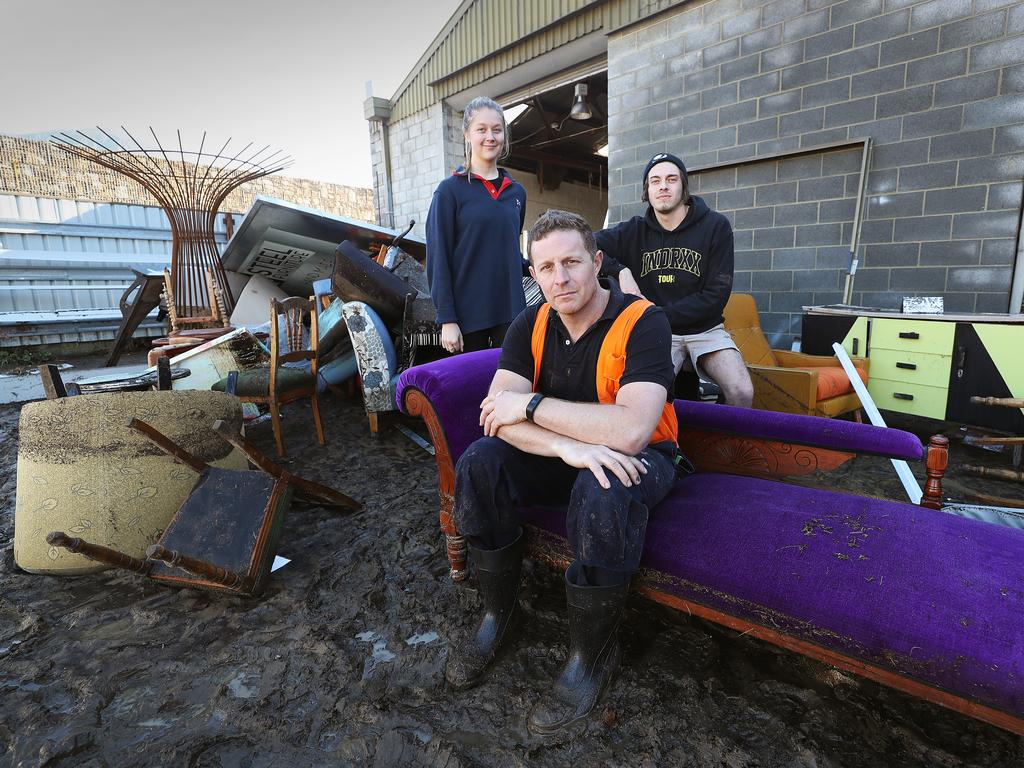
top-left (499, 279), bottom-right (675, 404)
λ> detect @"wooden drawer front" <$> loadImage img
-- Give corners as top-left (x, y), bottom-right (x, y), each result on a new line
top-left (868, 377), bottom-right (949, 419)
top-left (869, 348), bottom-right (952, 386)
top-left (871, 318), bottom-right (955, 354)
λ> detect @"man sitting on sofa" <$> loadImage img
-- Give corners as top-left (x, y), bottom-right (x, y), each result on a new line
top-left (447, 209), bottom-right (679, 734)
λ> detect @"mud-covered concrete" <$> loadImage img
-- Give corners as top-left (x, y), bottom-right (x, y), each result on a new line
top-left (1, 392), bottom-right (1022, 767)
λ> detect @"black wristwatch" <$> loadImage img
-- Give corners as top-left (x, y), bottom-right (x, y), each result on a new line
top-left (525, 393), bottom-right (545, 422)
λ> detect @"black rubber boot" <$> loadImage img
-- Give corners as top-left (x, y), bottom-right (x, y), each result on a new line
top-left (444, 531), bottom-right (524, 690)
top-left (528, 562), bottom-right (630, 734)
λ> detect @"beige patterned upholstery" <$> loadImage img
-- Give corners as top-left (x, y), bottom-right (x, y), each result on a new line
top-left (14, 391), bottom-right (249, 574)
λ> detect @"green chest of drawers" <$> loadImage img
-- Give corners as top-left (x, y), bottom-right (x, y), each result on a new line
top-left (801, 307), bottom-right (1024, 431)
top-left (868, 319), bottom-right (956, 420)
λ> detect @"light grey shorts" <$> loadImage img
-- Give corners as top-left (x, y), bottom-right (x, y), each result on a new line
top-left (670, 323), bottom-right (739, 378)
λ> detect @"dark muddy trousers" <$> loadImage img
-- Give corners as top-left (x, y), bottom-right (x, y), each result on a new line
top-left (454, 437), bottom-right (677, 581)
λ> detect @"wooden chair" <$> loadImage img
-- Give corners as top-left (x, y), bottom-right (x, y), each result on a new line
top-left (162, 266), bottom-right (231, 332)
top-left (150, 266), bottom-right (234, 359)
top-left (213, 297), bottom-right (325, 456)
top-left (47, 417), bottom-right (359, 595)
top-left (723, 293), bottom-right (869, 418)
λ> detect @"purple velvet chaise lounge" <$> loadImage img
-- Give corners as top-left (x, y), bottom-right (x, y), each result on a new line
top-left (396, 348), bottom-right (1024, 736)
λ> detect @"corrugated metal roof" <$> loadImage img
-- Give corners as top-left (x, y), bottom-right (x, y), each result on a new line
top-left (388, 0), bottom-right (687, 121)
top-left (0, 194), bottom-right (230, 346)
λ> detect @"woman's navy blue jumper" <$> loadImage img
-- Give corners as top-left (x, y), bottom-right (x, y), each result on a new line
top-left (425, 167), bottom-right (527, 334)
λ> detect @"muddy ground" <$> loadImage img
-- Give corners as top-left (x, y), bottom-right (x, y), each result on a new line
top-left (1, 381), bottom-right (1022, 767)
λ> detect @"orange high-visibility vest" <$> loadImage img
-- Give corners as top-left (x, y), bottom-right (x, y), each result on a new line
top-left (529, 299), bottom-right (678, 447)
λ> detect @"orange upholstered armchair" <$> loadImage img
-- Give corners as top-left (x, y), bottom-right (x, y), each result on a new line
top-left (723, 294), bottom-right (868, 418)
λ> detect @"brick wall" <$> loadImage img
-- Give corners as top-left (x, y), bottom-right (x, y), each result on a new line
top-left (0, 135), bottom-right (374, 221)
top-left (607, 0), bottom-right (1024, 347)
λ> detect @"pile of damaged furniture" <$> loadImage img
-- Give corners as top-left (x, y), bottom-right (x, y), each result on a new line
top-left (397, 349), bottom-right (1024, 737)
top-left (14, 386), bottom-right (358, 595)
top-left (12, 216), bottom-right (447, 594)
top-left (148, 221), bottom-right (442, 441)
top-left (11, 222), bottom-right (451, 592)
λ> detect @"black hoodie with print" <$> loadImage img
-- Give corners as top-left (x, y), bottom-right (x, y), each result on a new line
top-left (596, 195), bottom-right (734, 336)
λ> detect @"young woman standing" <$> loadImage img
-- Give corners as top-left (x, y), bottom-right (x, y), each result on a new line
top-left (426, 97), bottom-right (527, 354)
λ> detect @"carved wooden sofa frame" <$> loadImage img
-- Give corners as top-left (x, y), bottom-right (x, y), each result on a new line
top-left (396, 348), bottom-right (1024, 737)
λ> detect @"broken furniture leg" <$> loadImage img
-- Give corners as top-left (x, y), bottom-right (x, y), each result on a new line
top-left (106, 270), bottom-right (167, 367)
top-left (39, 365), bottom-right (68, 400)
top-left (966, 491), bottom-right (1024, 510)
top-left (962, 465), bottom-right (1024, 483)
top-left (210, 419), bottom-right (361, 511)
top-left (126, 417), bottom-right (210, 472)
top-left (130, 416), bottom-right (359, 511)
top-left (969, 396), bottom-right (1024, 468)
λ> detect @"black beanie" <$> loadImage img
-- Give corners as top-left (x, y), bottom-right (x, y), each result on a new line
top-left (641, 152), bottom-right (688, 202)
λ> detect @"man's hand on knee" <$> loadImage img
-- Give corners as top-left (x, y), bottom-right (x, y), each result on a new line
top-left (554, 439), bottom-right (647, 490)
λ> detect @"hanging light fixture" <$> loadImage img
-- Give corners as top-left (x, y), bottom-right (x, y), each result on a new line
top-left (569, 83), bottom-right (592, 121)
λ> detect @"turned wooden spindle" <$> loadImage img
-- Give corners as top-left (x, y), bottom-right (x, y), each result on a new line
top-left (970, 396), bottom-right (1024, 409)
top-left (963, 464), bottom-right (1024, 483)
top-left (922, 435), bottom-right (948, 510)
top-left (46, 531), bottom-right (151, 574)
top-left (145, 545), bottom-right (246, 590)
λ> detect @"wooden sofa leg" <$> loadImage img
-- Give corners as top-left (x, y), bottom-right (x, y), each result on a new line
top-left (922, 435), bottom-right (949, 510)
top-left (401, 387), bottom-right (468, 582)
top-left (446, 533), bottom-right (468, 582)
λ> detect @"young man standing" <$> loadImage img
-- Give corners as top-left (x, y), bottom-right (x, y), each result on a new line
top-left (598, 152), bottom-right (754, 407)
top-left (446, 210), bottom-right (679, 734)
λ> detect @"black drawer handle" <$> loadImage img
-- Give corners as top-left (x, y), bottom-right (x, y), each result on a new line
top-left (893, 392), bottom-right (914, 401)
top-left (898, 331), bottom-right (919, 339)
top-left (895, 362), bottom-right (917, 370)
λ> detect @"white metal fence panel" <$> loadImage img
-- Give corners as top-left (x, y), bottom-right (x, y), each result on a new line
top-left (0, 194), bottom-right (232, 347)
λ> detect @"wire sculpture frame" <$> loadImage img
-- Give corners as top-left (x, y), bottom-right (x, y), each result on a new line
top-left (51, 127), bottom-right (291, 321)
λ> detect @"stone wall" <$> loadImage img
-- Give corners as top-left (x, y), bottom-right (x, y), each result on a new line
top-left (0, 134), bottom-right (374, 221)
top-left (607, 0), bottom-right (1024, 347)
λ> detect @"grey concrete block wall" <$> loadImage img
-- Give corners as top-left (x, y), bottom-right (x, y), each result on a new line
top-left (607, 0), bottom-right (1024, 348)
top-left (368, 102), bottom-right (461, 238)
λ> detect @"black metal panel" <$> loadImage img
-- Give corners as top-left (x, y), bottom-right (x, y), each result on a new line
top-left (800, 314), bottom-right (858, 356)
top-left (947, 323), bottom-right (1024, 432)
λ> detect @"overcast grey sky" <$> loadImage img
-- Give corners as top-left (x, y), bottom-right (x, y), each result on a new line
top-left (1, 0), bottom-right (464, 187)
